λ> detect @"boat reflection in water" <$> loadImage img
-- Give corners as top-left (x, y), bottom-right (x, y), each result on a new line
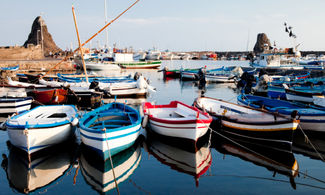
top-left (1, 143), bottom-right (76, 194)
top-left (146, 132), bottom-right (212, 187)
top-left (80, 141), bottom-right (142, 193)
top-left (293, 132), bottom-right (325, 160)
top-left (214, 135), bottom-right (299, 189)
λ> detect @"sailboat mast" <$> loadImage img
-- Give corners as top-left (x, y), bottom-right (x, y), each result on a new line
top-left (104, 0), bottom-right (109, 49)
top-left (40, 0), bottom-right (140, 79)
top-left (72, 5), bottom-right (89, 83)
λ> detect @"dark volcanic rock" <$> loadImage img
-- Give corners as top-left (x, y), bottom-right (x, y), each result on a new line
top-left (23, 16), bottom-right (62, 56)
top-left (253, 33), bottom-right (271, 54)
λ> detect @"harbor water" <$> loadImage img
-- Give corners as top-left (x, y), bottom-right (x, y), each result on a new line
top-left (1, 60), bottom-right (325, 194)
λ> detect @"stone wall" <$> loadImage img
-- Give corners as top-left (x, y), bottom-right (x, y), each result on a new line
top-left (0, 45), bottom-right (44, 60)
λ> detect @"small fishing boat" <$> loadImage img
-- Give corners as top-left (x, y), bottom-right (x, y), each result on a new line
top-left (0, 65), bottom-right (19, 71)
top-left (313, 94), bottom-right (325, 107)
top-left (205, 74), bottom-right (236, 83)
top-left (67, 88), bottom-right (103, 109)
top-left (27, 89), bottom-right (68, 105)
top-left (142, 101), bottom-right (212, 142)
top-left (194, 97), bottom-right (299, 150)
top-left (0, 87), bottom-right (26, 97)
top-left (147, 136), bottom-right (212, 187)
top-left (39, 75), bottom-right (156, 98)
top-left (160, 67), bottom-right (200, 78)
top-left (283, 84), bottom-right (324, 103)
top-left (0, 97), bottom-right (32, 116)
top-left (180, 70), bottom-right (200, 80)
top-left (80, 142), bottom-right (141, 193)
top-left (85, 61), bottom-right (121, 71)
top-left (57, 73), bottom-right (132, 83)
top-left (6, 105), bottom-right (78, 154)
top-left (79, 102), bottom-right (142, 161)
top-left (118, 60), bottom-right (161, 69)
top-left (238, 94), bottom-right (325, 132)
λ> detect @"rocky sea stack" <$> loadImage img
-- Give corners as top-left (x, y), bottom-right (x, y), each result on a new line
top-left (23, 16), bottom-right (62, 56)
top-left (253, 33), bottom-right (271, 54)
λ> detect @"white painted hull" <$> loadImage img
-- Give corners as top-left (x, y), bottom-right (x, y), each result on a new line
top-left (149, 120), bottom-right (209, 141)
top-left (286, 93), bottom-right (313, 103)
top-left (313, 95), bottom-right (325, 107)
top-left (205, 75), bottom-right (235, 83)
top-left (80, 124), bottom-right (141, 159)
top-left (0, 98), bottom-right (32, 114)
top-left (85, 63), bottom-right (121, 71)
top-left (7, 124), bottom-right (73, 154)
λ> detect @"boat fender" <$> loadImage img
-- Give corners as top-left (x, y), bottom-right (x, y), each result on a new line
top-left (71, 118), bottom-right (79, 126)
top-left (142, 114), bottom-right (149, 128)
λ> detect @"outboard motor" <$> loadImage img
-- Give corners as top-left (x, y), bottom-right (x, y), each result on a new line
top-left (89, 80), bottom-right (100, 91)
top-left (237, 71), bottom-right (255, 94)
top-left (134, 72), bottom-right (142, 80)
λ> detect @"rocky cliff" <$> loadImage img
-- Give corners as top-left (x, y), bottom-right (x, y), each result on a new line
top-left (23, 16), bottom-right (62, 56)
top-left (253, 33), bottom-right (271, 54)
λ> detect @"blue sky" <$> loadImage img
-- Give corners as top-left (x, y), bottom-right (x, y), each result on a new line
top-left (1, 0), bottom-right (324, 51)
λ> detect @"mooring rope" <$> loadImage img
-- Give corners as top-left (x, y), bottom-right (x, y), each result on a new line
top-left (102, 128), bottom-right (120, 195)
top-left (196, 116), bottom-right (325, 185)
top-left (297, 124), bottom-right (325, 162)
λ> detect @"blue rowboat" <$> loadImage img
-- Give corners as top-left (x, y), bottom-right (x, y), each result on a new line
top-left (267, 84), bottom-right (325, 100)
top-left (0, 65), bottom-right (19, 71)
top-left (6, 105), bottom-right (79, 154)
top-left (79, 102), bottom-right (141, 161)
top-left (238, 94), bottom-right (325, 133)
top-left (57, 73), bottom-right (133, 83)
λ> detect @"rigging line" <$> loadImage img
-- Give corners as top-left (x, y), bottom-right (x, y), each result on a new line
top-left (195, 116), bottom-right (325, 185)
top-left (40, 0), bottom-right (140, 79)
top-left (203, 174), bottom-right (325, 190)
top-left (103, 128), bottom-right (120, 195)
top-left (297, 124), bottom-right (325, 162)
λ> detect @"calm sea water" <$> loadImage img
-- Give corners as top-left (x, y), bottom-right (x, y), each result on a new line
top-left (1, 60), bottom-right (325, 194)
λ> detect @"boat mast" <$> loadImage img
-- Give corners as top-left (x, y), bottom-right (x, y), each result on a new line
top-left (72, 5), bottom-right (89, 83)
top-left (104, 0), bottom-right (109, 49)
top-left (40, 0), bottom-right (140, 79)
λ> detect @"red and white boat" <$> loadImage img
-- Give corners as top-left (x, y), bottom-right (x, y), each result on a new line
top-left (28, 89), bottom-right (68, 105)
top-left (143, 101), bottom-right (212, 142)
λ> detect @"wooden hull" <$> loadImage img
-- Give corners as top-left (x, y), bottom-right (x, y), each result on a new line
top-left (0, 97), bottom-right (32, 115)
top-left (143, 101), bottom-right (212, 142)
top-left (194, 97), bottom-right (298, 151)
top-left (238, 94), bottom-right (325, 132)
top-left (7, 124), bottom-right (73, 154)
top-left (85, 62), bottom-right (121, 71)
top-left (119, 61), bottom-right (161, 69)
top-left (285, 88), bottom-right (321, 103)
top-left (6, 105), bottom-right (78, 154)
top-left (28, 89), bottom-right (68, 104)
top-left (79, 102), bottom-right (142, 161)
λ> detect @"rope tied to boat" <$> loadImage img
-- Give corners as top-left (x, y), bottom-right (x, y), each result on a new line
top-left (102, 127), bottom-right (120, 195)
top-left (297, 125), bottom-right (325, 162)
top-left (195, 117), bottom-right (325, 185)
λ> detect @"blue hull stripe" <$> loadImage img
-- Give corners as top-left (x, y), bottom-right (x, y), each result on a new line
top-left (80, 128), bottom-right (140, 141)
